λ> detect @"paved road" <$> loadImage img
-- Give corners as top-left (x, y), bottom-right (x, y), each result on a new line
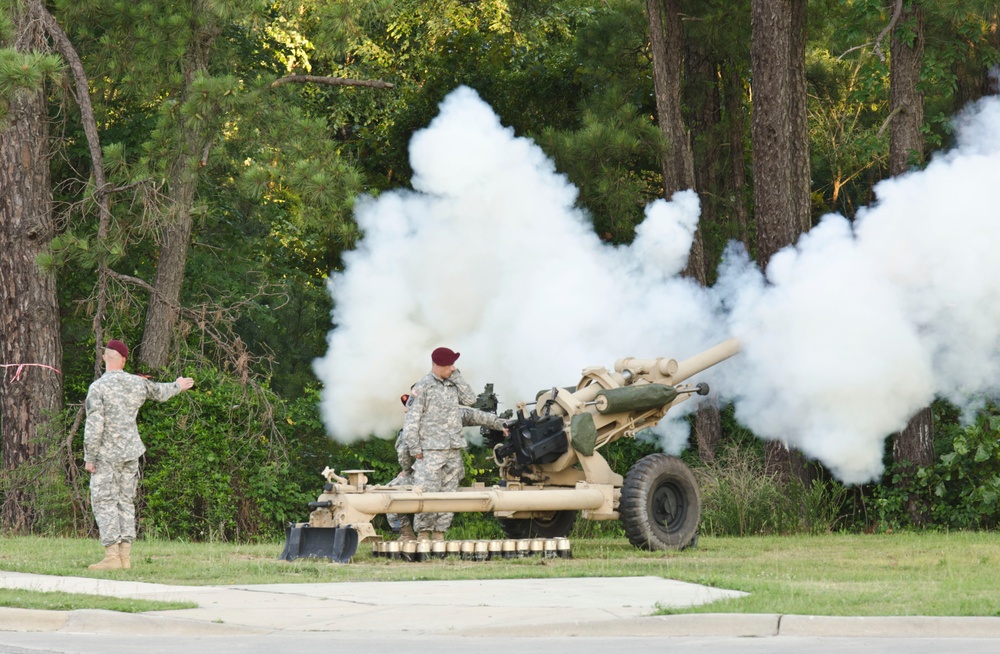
top-left (1, 632), bottom-right (998, 654)
top-left (1, 571), bottom-right (999, 653)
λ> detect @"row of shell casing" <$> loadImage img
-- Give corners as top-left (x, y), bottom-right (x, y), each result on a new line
top-left (371, 537), bottom-right (572, 562)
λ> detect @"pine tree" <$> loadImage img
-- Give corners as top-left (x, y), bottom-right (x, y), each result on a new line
top-left (0, 0), bottom-right (64, 531)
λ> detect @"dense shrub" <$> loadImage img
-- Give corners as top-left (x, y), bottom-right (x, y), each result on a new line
top-left (0, 421), bottom-right (81, 536)
top-left (138, 367), bottom-right (311, 541)
top-left (696, 440), bottom-right (849, 536)
top-left (875, 412), bottom-right (1000, 531)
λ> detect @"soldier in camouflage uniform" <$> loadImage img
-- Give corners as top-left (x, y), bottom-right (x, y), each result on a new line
top-left (402, 347), bottom-right (507, 541)
top-left (388, 389), bottom-right (502, 540)
top-left (385, 390), bottom-right (417, 540)
top-left (83, 340), bottom-right (194, 570)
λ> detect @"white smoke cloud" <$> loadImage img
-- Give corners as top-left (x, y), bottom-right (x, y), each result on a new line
top-left (722, 94), bottom-right (1000, 483)
top-left (314, 86), bottom-right (716, 450)
top-left (313, 85), bottom-right (1000, 485)
top-left (722, 216), bottom-right (934, 482)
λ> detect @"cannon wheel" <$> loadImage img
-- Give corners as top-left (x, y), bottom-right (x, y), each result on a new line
top-left (620, 453), bottom-right (700, 550)
top-left (498, 510), bottom-right (577, 538)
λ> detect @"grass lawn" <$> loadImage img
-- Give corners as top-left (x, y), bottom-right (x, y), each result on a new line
top-left (1, 531), bottom-right (998, 616)
top-left (0, 588), bottom-right (194, 613)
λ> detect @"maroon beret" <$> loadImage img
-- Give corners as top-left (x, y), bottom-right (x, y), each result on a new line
top-left (431, 347), bottom-right (460, 366)
top-left (106, 339), bottom-right (129, 359)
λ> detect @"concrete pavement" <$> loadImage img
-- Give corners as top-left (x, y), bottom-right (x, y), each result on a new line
top-left (1, 570), bottom-right (1000, 639)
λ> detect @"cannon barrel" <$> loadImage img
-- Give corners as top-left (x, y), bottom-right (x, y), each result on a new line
top-left (614, 337), bottom-right (740, 386)
top-left (515, 337), bottom-right (742, 480)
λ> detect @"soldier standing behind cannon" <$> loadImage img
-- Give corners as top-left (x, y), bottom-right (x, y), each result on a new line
top-left (385, 388), bottom-right (418, 541)
top-left (403, 347), bottom-right (507, 541)
top-left (83, 339), bottom-right (194, 570)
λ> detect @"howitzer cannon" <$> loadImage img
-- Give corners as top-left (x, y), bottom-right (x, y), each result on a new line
top-left (281, 338), bottom-right (740, 562)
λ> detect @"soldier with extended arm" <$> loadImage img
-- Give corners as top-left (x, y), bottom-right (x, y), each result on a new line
top-left (83, 339), bottom-right (194, 570)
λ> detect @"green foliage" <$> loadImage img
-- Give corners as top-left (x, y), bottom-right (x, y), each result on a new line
top-left (0, 49), bottom-right (62, 94)
top-left (877, 412), bottom-right (1000, 531)
top-left (137, 366), bottom-right (311, 541)
top-left (0, 8), bottom-right (12, 44)
top-left (697, 440), bottom-right (849, 536)
top-left (282, 386), bottom-right (398, 487)
top-left (300, 0), bottom-right (593, 190)
top-left (0, 466), bottom-right (74, 536)
top-left (918, 5), bottom-right (1000, 150)
top-left (540, 88), bottom-right (666, 242)
top-left (0, 48), bottom-right (62, 126)
top-left (804, 0), bottom-right (891, 217)
top-left (0, 412), bottom-right (83, 537)
top-left (447, 511), bottom-right (506, 540)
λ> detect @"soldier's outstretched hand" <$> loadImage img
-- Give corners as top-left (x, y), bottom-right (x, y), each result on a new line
top-left (176, 377), bottom-right (195, 391)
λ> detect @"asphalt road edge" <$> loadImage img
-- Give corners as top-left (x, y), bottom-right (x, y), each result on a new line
top-left (5, 608), bottom-right (1000, 639)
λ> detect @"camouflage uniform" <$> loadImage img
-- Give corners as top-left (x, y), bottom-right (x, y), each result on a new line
top-left (403, 371), bottom-right (506, 532)
top-left (385, 429), bottom-right (414, 531)
top-left (84, 370), bottom-right (184, 546)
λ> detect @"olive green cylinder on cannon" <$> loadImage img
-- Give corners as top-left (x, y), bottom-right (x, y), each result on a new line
top-left (594, 383), bottom-right (678, 414)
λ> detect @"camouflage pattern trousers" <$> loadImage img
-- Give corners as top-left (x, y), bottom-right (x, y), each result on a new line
top-left (385, 469), bottom-right (413, 532)
top-left (412, 449), bottom-right (464, 533)
top-left (90, 459), bottom-right (139, 546)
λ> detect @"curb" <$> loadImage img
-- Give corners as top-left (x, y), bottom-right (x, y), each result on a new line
top-left (7, 607), bottom-right (1000, 639)
top-left (458, 614), bottom-right (782, 638)
top-left (469, 614), bottom-right (1000, 639)
top-left (779, 615), bottom-right (1000, 638)
top-left (0, 607), bottom-right (267, 636)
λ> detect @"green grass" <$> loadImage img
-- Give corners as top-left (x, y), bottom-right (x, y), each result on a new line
top-left (0, 588), bottom-right (194, 613)
top-left (2, 532), bottom-right (999, 616)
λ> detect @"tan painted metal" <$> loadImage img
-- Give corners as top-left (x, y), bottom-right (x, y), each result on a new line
top-left (515, 337), bottom-right (740, 482)
top-left (303, 339), bottom-right (740, 538)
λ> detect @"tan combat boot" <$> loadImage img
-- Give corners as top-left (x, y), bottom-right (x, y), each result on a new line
top-left (118, 541), bottom-right (132, 569)
top-left (88, 542), bottom-right (122, 571)
top-left (417, 531), bottom-right (431, 541)
top-left (399, 523), bottom-right (417, 542)
top-left (431, 531), bottom-right (445, 542)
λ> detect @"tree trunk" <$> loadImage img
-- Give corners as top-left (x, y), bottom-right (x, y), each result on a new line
top-left (789, 0), bottom-right (811, 234)
top-left (0, 3), bottom-right (64, 530)
top-left (685, 40), bottom-right (726, 463)
top-left (647, 0), bottom-right (722, 461)
top-left (724, 65), bottom-right (751, 247)
top-left (647, 0), bottom-right (696, 195)
top-left (751, 0), bottom-right (812, 483)
top-left (686, 39), bottom-right (721, 242)
top-left (888, 2), bottom-right (924, 172)
top-left (887, 0), bottom-right (931, 526)
top-left (750, 0), bottom-right (809, 269)
top-left (139, 44), bottom-right (214, 369)
top-left (987, 16), bottom-right (1000, 96)
top-left (139, 155), bottom-right (199, 369)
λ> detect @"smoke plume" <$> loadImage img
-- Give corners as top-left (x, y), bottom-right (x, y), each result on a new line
top-left (313, 85), bottom-right (1000, 484)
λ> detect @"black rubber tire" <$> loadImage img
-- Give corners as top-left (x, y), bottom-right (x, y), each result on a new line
top-left (620, 453), bottom-right (700, 550)
top-left (498, 510), bottom-right (578, 538)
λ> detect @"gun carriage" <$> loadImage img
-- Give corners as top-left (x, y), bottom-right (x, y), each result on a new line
top-left (282, 339), bottom-right (740, 561)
